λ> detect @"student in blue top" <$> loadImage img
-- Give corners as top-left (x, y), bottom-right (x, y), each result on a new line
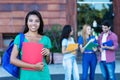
top-left (60, 25), bottom-right (79, 80)
top-left (78, 24), bottom-right (98, 80)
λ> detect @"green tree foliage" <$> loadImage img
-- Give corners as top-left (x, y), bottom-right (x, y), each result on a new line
top-left (77, 1), bottom-right (113, 32)
top-left (44, 24), bottom-right (62, 53)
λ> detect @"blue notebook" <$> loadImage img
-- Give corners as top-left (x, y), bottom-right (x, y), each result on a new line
top-left (102, 40), bottom-right (113, 47)
top-left (102, 40), bottom-right (113, 50)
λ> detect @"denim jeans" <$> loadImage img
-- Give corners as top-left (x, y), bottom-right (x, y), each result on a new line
top-left (82, 53), bottom-right (97, 80)
top-left (63, 56), bottom-right (79, 80)
top-left (100, 61), bottom-right (116, 80)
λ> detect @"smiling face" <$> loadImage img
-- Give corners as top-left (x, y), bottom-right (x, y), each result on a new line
top-left (86, 26), bottom-right (92, 35)
top-left (27, 15), bottom-right (40, 32)
top-left (102, 25), bottom-right (110, 33)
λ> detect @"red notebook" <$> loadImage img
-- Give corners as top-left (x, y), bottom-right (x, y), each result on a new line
top-left (22, 42), bottom-right (43, 70)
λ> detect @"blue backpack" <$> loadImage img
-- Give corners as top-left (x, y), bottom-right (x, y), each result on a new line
top-left (2, 33), bottom-right (24, 78)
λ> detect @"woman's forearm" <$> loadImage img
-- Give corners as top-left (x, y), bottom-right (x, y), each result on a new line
top-left (10, 58), bottom-right (35, 69)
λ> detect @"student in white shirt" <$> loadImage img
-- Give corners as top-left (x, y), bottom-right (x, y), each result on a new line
top-left (60, 25), bottom-right (79, 80)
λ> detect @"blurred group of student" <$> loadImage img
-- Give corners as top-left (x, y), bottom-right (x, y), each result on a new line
top-left (60, 20), bottom-right (118, 80)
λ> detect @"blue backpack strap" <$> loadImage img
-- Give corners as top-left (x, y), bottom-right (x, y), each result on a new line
top-left (19, 33), bottom-right (25, 49)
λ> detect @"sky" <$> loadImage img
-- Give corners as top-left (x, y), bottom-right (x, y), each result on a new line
top-left (77, 0), bottom-right (112, 10)
top-left (77, 0), bottom-right (110, 2)
top-left (84, 0), bottom-right (110, 2)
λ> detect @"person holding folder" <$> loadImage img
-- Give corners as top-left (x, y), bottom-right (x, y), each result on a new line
top-left (78, 24), bottom-right (98, 80)
top-left (98, 20), bottom-right (118, 80)
top-left (10, 10), bottom-right (52, 80)
top-left (60, 25), bottom-right (79, 80)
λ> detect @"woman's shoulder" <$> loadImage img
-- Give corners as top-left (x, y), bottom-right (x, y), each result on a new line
top-left (42, 35), bottom-right (50, 40)
top-left (62, 38), bottom-right (68, 43)
top-left (14, 33), bottom-right (24, 45)
top-left (78, 35), bottom-right (83, 38)
top-left (62, 38), bottom-right (68, 46)
top-left (62, 38), bottom-right (68, 42)
top-left (14, 33), bottom-right (23, 40)
top-left (90, 35), bottom-right (96, 38)
top-left (41, 35), bottom-right (52, 42)
top-left (70, 37), bottom-right (74, 40)
top-left (78, 35), bottom-right (83, 40)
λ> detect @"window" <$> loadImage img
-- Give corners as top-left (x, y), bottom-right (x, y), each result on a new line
top-left (3, 33), bottom-right (18, 47)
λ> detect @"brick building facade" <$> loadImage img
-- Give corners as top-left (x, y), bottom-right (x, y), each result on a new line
top-left (0, 0), bottom-right (119, 50)
top-left (0, 0), bottom-right (76, 50)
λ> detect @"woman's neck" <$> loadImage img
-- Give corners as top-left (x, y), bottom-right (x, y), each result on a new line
top-left (27, 31), bottom-right (39, 37)
top-left (86, 34), bottom-right (90, 39)
top-left (25, 31), bottom-right (42, 42)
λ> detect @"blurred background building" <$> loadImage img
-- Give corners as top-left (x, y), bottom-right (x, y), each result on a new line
top-left (0, 0), bottom-right (76, 51)
top-left (0, 0), bottom-right (119, 51)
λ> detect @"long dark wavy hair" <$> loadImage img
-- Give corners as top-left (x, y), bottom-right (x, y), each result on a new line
top-left (60, 25), bottom-right (72, 44)
top-left (23, 10), bottom-right (44, 35)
